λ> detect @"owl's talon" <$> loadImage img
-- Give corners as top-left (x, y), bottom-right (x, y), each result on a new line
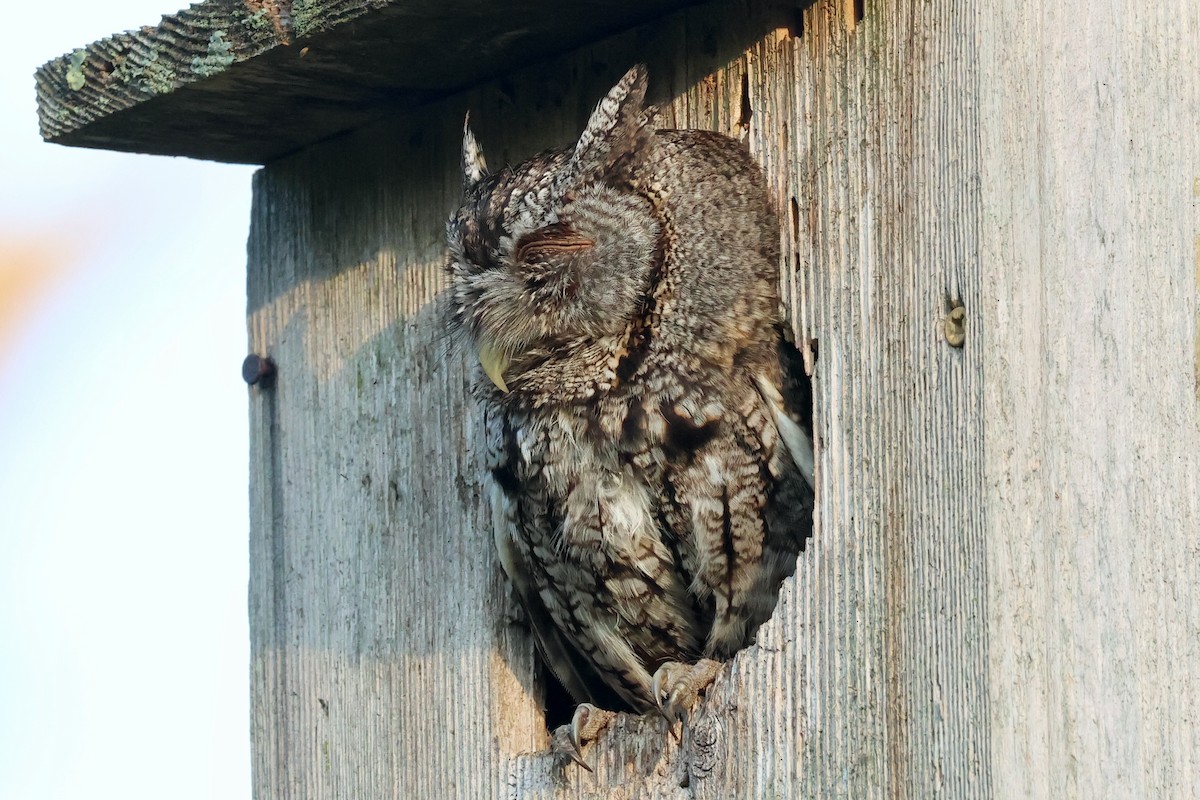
top-left (651, 662), bottom-right (676, 718)
top-left (569, 703), bottom-right (589, 755)
top-left (650, 659), bottom-right (722, 725)
top-left (552, 703), bottom-right (615, 771)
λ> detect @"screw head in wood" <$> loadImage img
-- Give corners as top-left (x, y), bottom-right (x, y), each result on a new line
top-left (242, 354), bottom-right (275, 386)
top-left (943, 306), bottom-right (966, 348)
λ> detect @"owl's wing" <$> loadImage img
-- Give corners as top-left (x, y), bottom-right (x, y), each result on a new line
top-left (749, 328), bottom-right (816, 575)
top-left (682, 328), bottom-right (815, 656)
top-left (756, 326), bottom-right (815, 491)
top-left (484, 405), bottom-right (626, 710)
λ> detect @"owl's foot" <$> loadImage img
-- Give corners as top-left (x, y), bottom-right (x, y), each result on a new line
top-left (550, 703), bottom-right (616, 771)
top-left (651, 658), bottom-right (722, 725)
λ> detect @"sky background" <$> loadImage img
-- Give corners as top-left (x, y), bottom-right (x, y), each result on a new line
top-left (1, 3), bottom-right (255, 798)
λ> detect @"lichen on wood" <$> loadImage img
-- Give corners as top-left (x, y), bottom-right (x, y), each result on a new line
top-left (34, 0), bottom-right (705, 163)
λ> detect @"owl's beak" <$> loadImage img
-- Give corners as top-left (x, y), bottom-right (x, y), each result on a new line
top-left (477, 340), bottom-right (512, 393)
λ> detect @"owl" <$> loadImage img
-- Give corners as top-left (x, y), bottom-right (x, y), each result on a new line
top-left (444, 65), bottom-right (814, 766)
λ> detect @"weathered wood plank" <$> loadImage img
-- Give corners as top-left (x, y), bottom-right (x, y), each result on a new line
top-left (35, 0), bottom-right (705, 164)
top-left (979, 2), bottom-right (1200, 797)
top-left (246, 136), bottom-right (548, 798)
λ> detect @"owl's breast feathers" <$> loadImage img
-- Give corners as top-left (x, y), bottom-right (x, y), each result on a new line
top-left (485, 327), bottom-right (813, 711)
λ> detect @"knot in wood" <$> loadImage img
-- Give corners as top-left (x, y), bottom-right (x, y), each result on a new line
top-left (686, 709), bottom-right (722, 778)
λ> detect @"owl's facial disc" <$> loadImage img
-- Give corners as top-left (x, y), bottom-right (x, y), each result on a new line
top-left (477, 338), bottom-right (512, 393)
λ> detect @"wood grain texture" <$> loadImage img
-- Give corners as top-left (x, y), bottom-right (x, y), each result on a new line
top-left (245, 0), bottom-right (1200, 797)
top-left (979, 2), bottom-right (1200, 797)
top-left (35, 0), bottom-right (705, 163)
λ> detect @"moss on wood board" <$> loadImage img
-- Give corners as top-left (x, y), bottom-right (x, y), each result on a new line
top-left (35, 0), bottom-right (706, 164)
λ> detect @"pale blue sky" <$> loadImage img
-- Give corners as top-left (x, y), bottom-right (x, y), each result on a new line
top-left (2, 3), bottom-right (254, 798)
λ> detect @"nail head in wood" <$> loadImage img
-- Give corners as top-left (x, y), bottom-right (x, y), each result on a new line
top-left (242, 354), bottom-right (276, 386)
top-left (944, 305), bottom-right (966, 348)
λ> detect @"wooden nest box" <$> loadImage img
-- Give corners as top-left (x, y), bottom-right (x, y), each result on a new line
top-left (37, 0), bottom-right (1200, 797)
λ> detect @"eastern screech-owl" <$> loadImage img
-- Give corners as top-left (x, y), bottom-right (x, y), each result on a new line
top-left (445, 65), bottom-right (814, 760)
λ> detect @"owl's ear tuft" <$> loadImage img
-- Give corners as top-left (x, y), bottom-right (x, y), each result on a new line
top-left (571, 64), bottom-right (653, 183)
top-left (462, 112), bottom-right (489, 192)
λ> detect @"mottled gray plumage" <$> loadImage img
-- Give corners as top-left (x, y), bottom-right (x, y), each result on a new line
top-left (445, 66), bottom-right (814, 720)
